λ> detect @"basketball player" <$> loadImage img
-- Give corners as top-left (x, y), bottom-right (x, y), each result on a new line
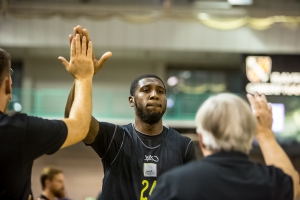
top-left (64, 26), bottom-right (197, 200)
top-left (0, 35), bottom-right (94, 199)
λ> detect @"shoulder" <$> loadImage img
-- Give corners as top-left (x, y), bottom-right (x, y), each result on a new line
top-left (167, 127), bottom-right (193, 143)
top-left (263, 165), bottom-right (293, 182)
top-left (0, 112), bottom-right (29, 130)
top-left (99, 122), bottom-right (125, 133)
top-left (121, 123), bottom-right (133, 131)
top-left (258, 165), bottom-right (293, 199)
top-left (253, 163), bottom-right (291, 179)
top-left (0, 112), bottom-right (28, 122)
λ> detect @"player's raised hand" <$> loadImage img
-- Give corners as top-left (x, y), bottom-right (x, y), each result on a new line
top-left (247, 92), bottom-right (273, 138)
top-left (69, 25), bottom-right (112, 75)
top-left (59, 34), bottom-right (94, 80)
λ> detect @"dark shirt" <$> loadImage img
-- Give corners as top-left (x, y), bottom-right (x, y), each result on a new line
top-left (88, 122), bottom-right (197, 200)
top-left (0, 112), bottom-right (68, 200)
top-left (151, 151), bottom-right (294, 200)
top-left (39, 194), bottom-right (50, 200)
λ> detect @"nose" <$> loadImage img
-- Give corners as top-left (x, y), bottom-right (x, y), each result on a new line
top-left (149, 90), bottom-right (159, 100)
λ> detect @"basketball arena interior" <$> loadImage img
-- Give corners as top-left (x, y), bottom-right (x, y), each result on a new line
top-left (1, 0), bottom-right (300, 199)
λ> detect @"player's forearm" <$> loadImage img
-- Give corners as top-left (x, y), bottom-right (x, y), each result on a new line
top-left (257, 130), bottom-right (300, 198)
top-left (61, 78), bottom-right (92, 148)
top-left (65, 81), bottom-right (75, 118)
top-left (65, 81), bottom-right (99, 144)
top-left (70, 78), bottom-right (92, 134)
top-left (257, 131), bottom-right (296, 175)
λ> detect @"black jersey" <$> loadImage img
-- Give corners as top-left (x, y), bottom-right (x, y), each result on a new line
top-left (89, 122), bottom-right (196, 200)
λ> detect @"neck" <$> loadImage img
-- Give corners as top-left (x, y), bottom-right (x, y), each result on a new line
top-left (134, 117), bottom-right (163, 136)
top-left (42, 190), bottom-right (55, 200)
top-left (202, 149), bottom-right (214, 157)
top-left (0, 83), bottom-right (10, 113)
top-left (0, 98), bottom-right (8, 113)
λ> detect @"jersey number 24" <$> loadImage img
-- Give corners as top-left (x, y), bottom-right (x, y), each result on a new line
top-left (140, 180), bottom-right (157, 200)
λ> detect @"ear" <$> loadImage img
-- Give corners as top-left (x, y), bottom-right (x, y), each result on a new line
top-left (4, 77), bottom-right (12, 95)
top-left (198, 133), bottom-right (213, 157)
top-left (129, 96), bottom-right (134, 107)
top-left (198, 133), bottom-right (206, 150)
top-left (45, 179), bottom-right (51, 187)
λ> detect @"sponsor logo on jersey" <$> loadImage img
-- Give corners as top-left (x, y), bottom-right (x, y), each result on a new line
top-left (143, 163), bottom-right (157, 177)
top-left (144, 155), bottom-right (159, 162)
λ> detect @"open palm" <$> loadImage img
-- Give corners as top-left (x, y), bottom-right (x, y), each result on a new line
top-left (69, 25), bottom-right (112, 75)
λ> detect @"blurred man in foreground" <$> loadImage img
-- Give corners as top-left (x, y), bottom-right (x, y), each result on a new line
top-left (151, 93), bottom-right (300, 200)
top-left (0, 34), bottom-right (94, 199)
top-left (39, 167), bottom-right (65, 200)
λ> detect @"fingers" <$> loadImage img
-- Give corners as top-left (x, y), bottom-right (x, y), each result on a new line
top-left (248, 92), bottom-right (273, 131)
top-left (69, 34), bottom-right (73, 45)
top-left (76, 25), bottom-right (83, 38)
top-left (94, 52), bottom-right (112, 74)
top-left (247, 93), bottom-right (259, 114)
top-left (99, 52), bottom-right (112, 63)
top-left (267, 102), bottom-right (273, 115)
top-left (253, 92), bottom-right (261, 109)
top-left (257, 93), bottom-right (268, 111)
top-left (247, 92), bottom-right (271, 116)
top-left (73, 25), bottom-right (83, 46)
top-left (87, 41), bottom-right (93, 59)
top-left (71, 38), bottom-right (75, 58)
top-left (83, 29), bottom-right (96, 59)
top-left (73, 26), bottom-right (77, 37)
top-left (58, 56), bottom-right (69, 69)
top-left (73, 25), bottom-right (83, 37)
top-left (75, 34), bottom-right (81, 56)
top-left (96, 52), bottom-right (112, 65)
top-left (83, 29), bottom-right (91, 42)
top-left (82, 36), bottom-right (87, 55)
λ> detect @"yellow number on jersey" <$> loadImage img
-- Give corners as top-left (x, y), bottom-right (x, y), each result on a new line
top-left (140, 180), bottom-right (157, 200)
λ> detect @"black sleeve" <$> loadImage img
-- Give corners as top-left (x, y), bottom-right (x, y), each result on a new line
top-left (89, 122), bottom-right (124, 167)
top-left (23, 116), bottom-right (68, 162)
top-left (183, 139), bottom-right (197, 164)
top-left (268, 166), bottom-right (294, 200)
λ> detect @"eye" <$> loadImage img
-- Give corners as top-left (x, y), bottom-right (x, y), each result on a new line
top-left (158, 90), bottom-right (165, 94)
top-left (143, 88), bottom-right (149, 93)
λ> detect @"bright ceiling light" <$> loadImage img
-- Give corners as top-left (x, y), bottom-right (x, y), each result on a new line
top-left (198, 13), bottom-right (209, 20)
top-left (228, 0), bottom-right (253, 5)
top-left (167, 76), bottom-right (179, 87)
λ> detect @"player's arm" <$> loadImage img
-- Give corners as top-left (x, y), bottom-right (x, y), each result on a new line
top-left (64, 81), bottom-right (99, 144)
top-left (58, 34), bottom-right (94, 148)
top-left (247, 92), bottom-right (300, 199)
top-left (64, 25), bottom-right (112, 144)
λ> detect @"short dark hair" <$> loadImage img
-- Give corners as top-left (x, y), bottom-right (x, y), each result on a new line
top-left (130, 74), bottom-right (166, 96)
top-left (0, 48), bottom-right (11, 87)
top-left (40, 167), bottom-right (63, 190)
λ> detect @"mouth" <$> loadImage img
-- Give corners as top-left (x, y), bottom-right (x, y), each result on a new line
top-left (147, 103), bottom-right (162, 107)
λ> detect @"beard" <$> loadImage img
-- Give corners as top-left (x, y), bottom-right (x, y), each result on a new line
top-left (52, 188), bottom-right (65, 198)
top-left (135, 101), bottom-right (166, 125)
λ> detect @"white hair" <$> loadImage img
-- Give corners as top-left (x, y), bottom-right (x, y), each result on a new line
top-left (195, 93), bottom-right (257, 154)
